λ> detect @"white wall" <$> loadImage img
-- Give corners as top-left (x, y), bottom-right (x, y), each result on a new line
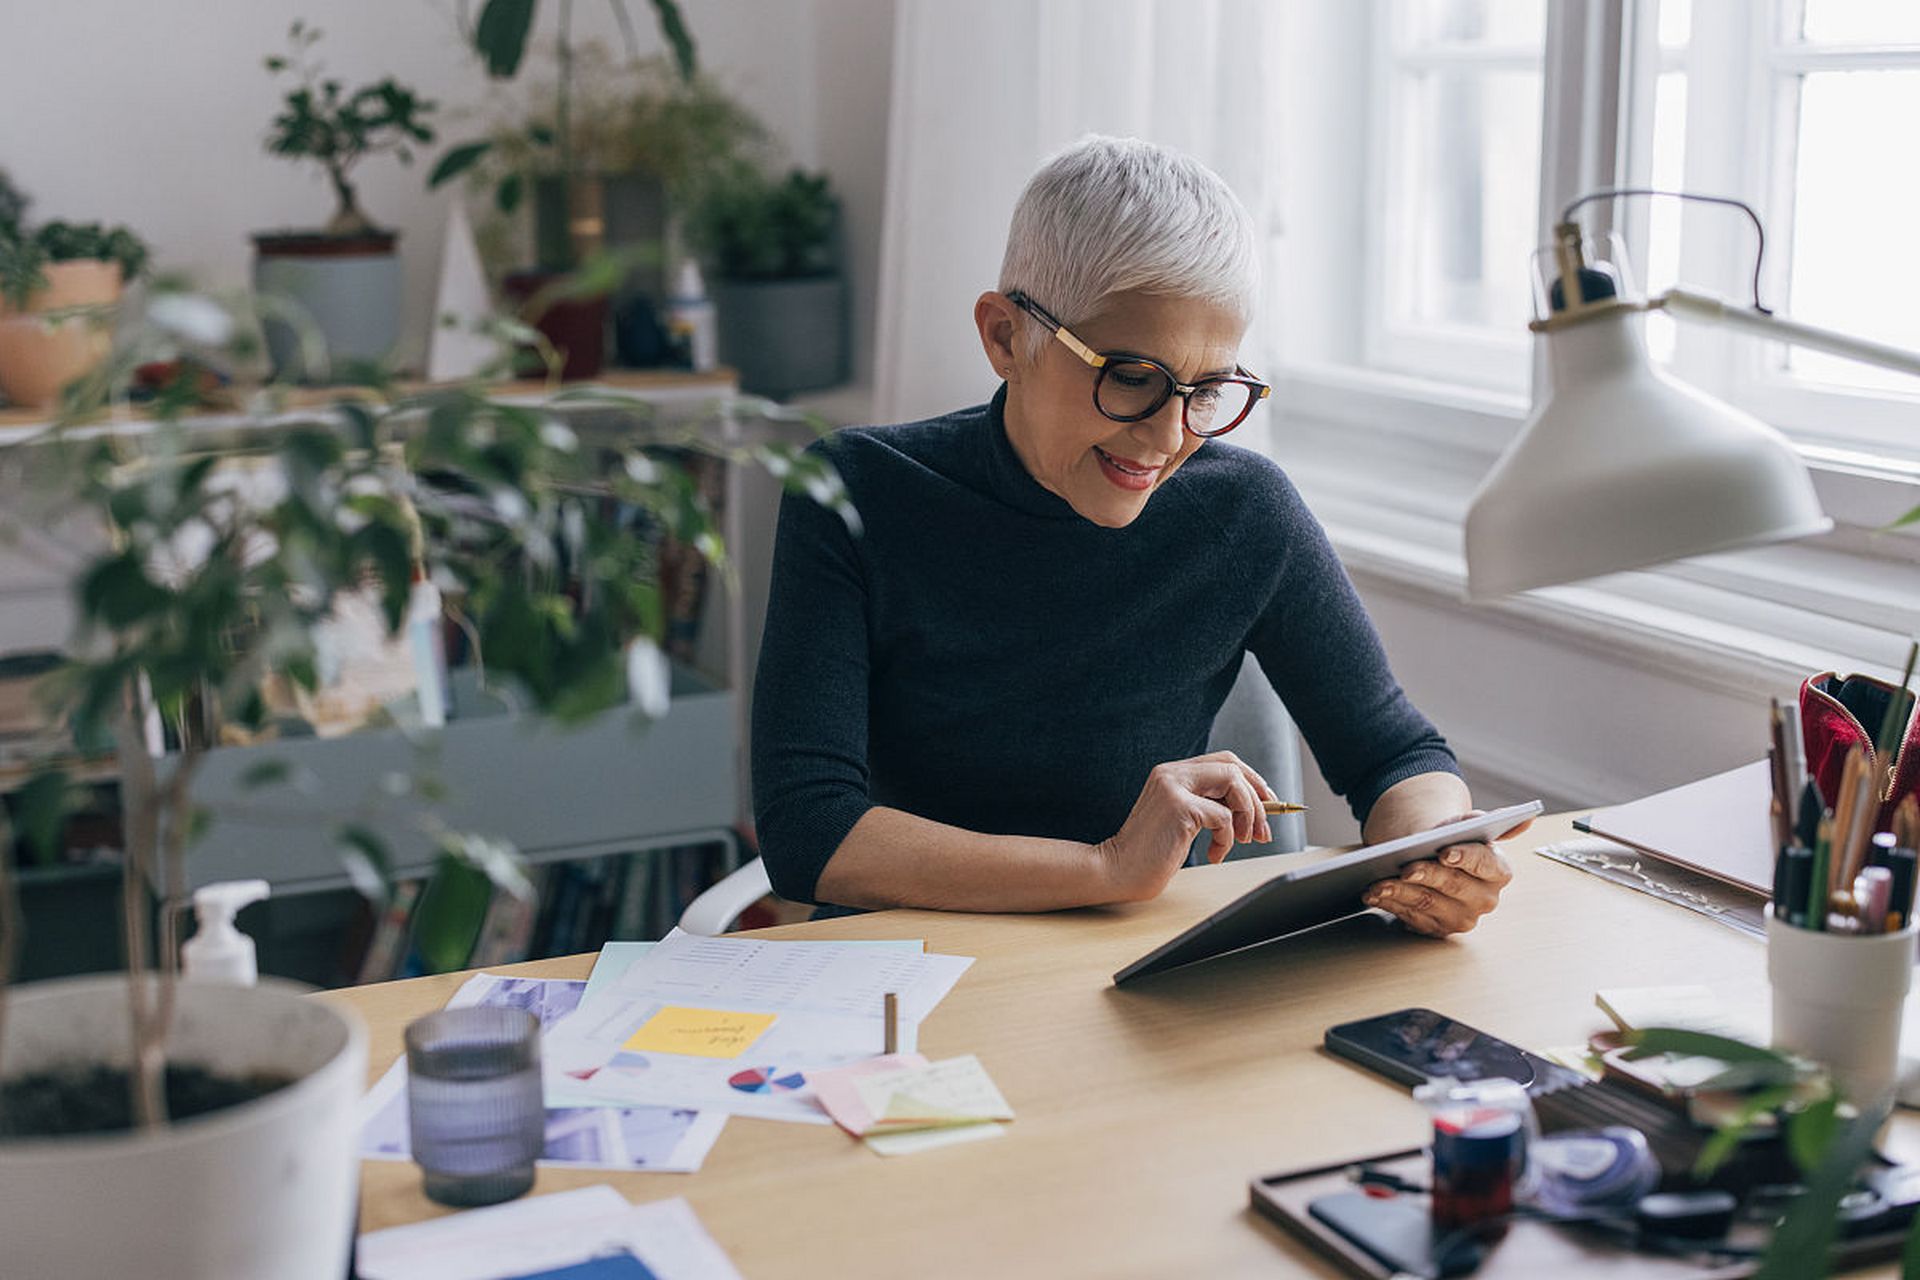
top-left (0, 0), bottom-right (892, 376)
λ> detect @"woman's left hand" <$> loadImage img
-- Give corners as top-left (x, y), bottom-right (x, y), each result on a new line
top-left (1362, 811), bottom-right (1525, 937)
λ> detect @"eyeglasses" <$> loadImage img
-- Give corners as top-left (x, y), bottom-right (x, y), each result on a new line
top-left (1005, 290), bottom-right (1271, 438)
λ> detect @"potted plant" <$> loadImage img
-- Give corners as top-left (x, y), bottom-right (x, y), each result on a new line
top-left (253, 21), bottom-right (436, 382)
top-left (0, 282), bottom-right (853, 1276)
top-left (0, 171), bottom-right (149, 410)
top-left (430, 0), bottom-right (702, 378)
top-left (691, 165), bottom-right (849, 398)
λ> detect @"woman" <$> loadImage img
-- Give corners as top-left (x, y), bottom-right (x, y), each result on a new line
top-left (751, 136), bottom-right (1513, 936)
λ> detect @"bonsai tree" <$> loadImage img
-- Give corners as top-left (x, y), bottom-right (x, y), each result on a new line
top-left (0, 280), bottom-right (854, 1131)
top-left (264, 21), bottom-right (437, 237)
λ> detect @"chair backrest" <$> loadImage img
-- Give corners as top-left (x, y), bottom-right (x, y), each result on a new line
top-left (1205, 652), bottom-right (1306, 857)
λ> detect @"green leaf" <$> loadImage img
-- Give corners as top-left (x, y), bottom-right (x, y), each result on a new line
top-left (1755, 1112), bottom-right (1878, 1279)
top-left (238, 758), bottom-right (292, 790)
top-left (1902, 1206), bottom-right (1920, 1279)
top-left (284, 652), bottom-right (319, 693)
top-left (1691, 1082), bottom-right (1795, 1178)
top-left (79, 551), bottom-right (171, 630)
top-left (410, 850), bottom-right (494, 974)
top-left (264, 55), bottom-right (288, 72)
top-left (647, 0), bottom-right (698, 79)
top-left (12, 769), bottom-right (73, 866)
top-left (429, 140), bottom-right (493, 189)
top-left (1625, 1027), bottom-right (1798, 1069)
top-left (474, 0), bottom-right (537, 78)
top-left (1787, 1093), bottom-right (1841, 1176)
top-left (496, 172), bottom-right (523, 216)
top-left (336, 824), bottom-right (393, 901)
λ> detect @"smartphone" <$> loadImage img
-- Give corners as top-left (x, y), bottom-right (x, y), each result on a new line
top-left (1324, 1007), bottom-right (1541, 1089)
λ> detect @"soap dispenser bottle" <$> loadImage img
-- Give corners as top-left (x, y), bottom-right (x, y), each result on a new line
top-left (181, 879), bottom-right (271, 985)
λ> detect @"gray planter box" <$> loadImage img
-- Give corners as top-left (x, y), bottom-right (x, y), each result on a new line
top-left (712, 276), bottom-right (848, 399)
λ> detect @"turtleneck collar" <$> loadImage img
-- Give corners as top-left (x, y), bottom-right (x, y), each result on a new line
top-left (980, 382), bottom-right (1087, 522)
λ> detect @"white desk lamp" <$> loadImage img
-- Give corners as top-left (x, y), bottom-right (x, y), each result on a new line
top-left (1464, 188), bottom-right (1920, 600)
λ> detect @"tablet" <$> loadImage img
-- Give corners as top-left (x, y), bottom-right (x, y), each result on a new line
top-left (1110, 801), bottom-right (1543, 985)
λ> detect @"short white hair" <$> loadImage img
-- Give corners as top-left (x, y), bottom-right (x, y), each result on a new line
top-left (998, 135), bottom-right (1259, 360)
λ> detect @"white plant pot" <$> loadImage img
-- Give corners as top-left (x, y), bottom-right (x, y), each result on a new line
top-left (0, 974), bottom-right (368, 1279)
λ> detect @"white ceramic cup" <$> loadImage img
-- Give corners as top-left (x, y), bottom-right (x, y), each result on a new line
top-left (1768, 914), bottom-right (1917, 1115)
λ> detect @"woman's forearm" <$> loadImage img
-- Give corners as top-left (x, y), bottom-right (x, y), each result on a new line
top-left (813, 806), bottom-right (1115, 912)
top-left (1360, 771), bottom-right (1474, 845)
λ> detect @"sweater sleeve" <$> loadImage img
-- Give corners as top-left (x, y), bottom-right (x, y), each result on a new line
top-left (1244, 475), bottom-right (1459, 827)
top-left (750, 458), bottom-right (875, 904)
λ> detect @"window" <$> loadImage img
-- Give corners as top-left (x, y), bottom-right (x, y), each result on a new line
top-left (1272, 1), bottom-right (1546, 395)
top-left (1629, 0), bottom-right (1920, 459)
top-left (1271, 0), bottom-right (1920, 662)
top-left (1277, 0), bottom-right (1920, 467)
top-left (1369, 1), bottom-right (1546, 390)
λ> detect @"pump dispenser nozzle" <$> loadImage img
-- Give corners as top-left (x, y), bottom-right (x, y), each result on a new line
top-left (182, 879), bottom-right (270, 985)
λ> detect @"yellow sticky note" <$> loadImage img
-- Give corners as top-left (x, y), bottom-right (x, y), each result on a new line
top-left (623, 1006), bottom-right (776, 1059)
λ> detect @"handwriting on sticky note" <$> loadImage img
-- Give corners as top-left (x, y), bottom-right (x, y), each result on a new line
top-left (623, 1006), bottom-right (776, 1059)
top-left (851, 1055), bottom-right (1014, 1131)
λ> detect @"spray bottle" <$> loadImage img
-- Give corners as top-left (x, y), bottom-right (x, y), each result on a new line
top-left (407, 562), bottom-right (448, 728)
top-left (181, 879), bottom-right (271, 985)
top-left (665, 261), bottom-right (719, 373)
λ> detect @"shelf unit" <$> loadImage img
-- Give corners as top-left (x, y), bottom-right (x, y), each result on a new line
top-left (3, 370), bottom-right (769, 975)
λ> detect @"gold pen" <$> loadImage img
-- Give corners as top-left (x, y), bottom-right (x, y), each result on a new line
top-left (1262, 801), bottom-right (1309, 815)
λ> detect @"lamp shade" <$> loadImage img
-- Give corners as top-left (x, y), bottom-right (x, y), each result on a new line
top-left (1464, 308), bottom-right (1830, 599)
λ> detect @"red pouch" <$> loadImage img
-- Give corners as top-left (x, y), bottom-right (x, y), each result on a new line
top-left (1800, 671), bottom-right (1920, 828)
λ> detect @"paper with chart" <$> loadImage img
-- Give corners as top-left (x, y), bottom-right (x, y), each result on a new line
top-left (358, 973), bottom-right (726, 1173)
top-left (543, 931), bottom-right (973, 1123)
top-left (356, 1186), bottom-right (741, 1280)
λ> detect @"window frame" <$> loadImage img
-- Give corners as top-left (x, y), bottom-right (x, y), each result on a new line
top-left (1362, 1), bottom-right (1547, 393)
top-left (1268, 0), bottom-right (1920, 680)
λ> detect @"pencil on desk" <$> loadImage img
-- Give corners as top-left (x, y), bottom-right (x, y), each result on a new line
top-left (884, 991), bottom-right (898, 1056)
top-left (1262, 801), bottom-right (1308, 815)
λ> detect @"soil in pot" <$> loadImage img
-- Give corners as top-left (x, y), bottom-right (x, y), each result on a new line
top-left (0, 1063), bottom-right (295, 1139)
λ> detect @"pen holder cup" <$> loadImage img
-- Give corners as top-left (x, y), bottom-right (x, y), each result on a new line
top-left (1767, 915), bottom-right (1917, 1117)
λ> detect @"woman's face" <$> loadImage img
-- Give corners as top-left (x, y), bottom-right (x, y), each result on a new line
top-left (991, 290), bottom-right (1248, 528)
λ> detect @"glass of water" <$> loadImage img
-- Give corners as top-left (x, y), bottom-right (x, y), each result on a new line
top-left (404, 1006), bottom-right (544, 1207)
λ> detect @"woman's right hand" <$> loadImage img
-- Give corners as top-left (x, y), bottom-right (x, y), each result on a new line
top-left (1092, 751), bottom-right (1278, 902)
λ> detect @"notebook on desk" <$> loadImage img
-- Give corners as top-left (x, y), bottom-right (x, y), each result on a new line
top-left (1574, 760), bottom-right (1773, 897)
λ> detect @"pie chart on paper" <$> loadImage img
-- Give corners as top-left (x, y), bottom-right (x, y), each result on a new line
top-left (728, 1066), bottom-right (809, 1094)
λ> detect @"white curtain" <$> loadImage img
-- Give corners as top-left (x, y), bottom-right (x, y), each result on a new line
top-left (872, 0), bottom-right (1281, 428)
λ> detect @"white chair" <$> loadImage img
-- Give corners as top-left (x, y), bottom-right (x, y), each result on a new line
top-left (675, 655), bottom-right (1305, 934)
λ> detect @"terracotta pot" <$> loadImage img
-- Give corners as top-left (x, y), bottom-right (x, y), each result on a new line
top-left (0, 259), bottom-right (123, 410)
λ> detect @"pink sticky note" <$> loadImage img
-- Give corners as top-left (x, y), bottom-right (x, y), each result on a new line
top-left (805, 1053), bottom-right (929, 1136)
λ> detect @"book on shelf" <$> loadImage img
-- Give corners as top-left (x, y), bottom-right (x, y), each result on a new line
top-left (356, 879), bottom-right (423, 984)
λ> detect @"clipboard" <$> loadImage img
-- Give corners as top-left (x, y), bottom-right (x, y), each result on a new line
top-left (1574, 761), bottom-right (1773, 897)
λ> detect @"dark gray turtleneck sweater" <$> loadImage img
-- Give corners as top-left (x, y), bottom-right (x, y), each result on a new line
top-left (750, 388), bottom-right (1458, 907)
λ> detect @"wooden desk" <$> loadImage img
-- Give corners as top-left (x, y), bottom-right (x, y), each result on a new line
top-left (320, 816), bottom-right (1914, 1278)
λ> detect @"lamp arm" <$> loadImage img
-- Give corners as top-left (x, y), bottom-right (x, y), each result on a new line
top-left (1657, 287), bottom-right (1920, 381)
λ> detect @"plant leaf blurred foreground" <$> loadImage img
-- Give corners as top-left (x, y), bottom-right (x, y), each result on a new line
top-left (1626, 1027), bottom-right (1916, 1277)
top-left (0, 265), bottom-right (857, 1131)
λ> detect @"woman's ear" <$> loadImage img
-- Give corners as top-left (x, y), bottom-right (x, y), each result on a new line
top-left (974, 291), bottom-right (1022, 382)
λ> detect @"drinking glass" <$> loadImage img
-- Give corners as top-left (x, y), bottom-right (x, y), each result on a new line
top-left (404, 1006), bottom-right (544, 1206)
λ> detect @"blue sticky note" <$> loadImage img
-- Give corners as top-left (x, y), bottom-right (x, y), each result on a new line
top-left (503, 1251), bottom-right (656, 1280)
